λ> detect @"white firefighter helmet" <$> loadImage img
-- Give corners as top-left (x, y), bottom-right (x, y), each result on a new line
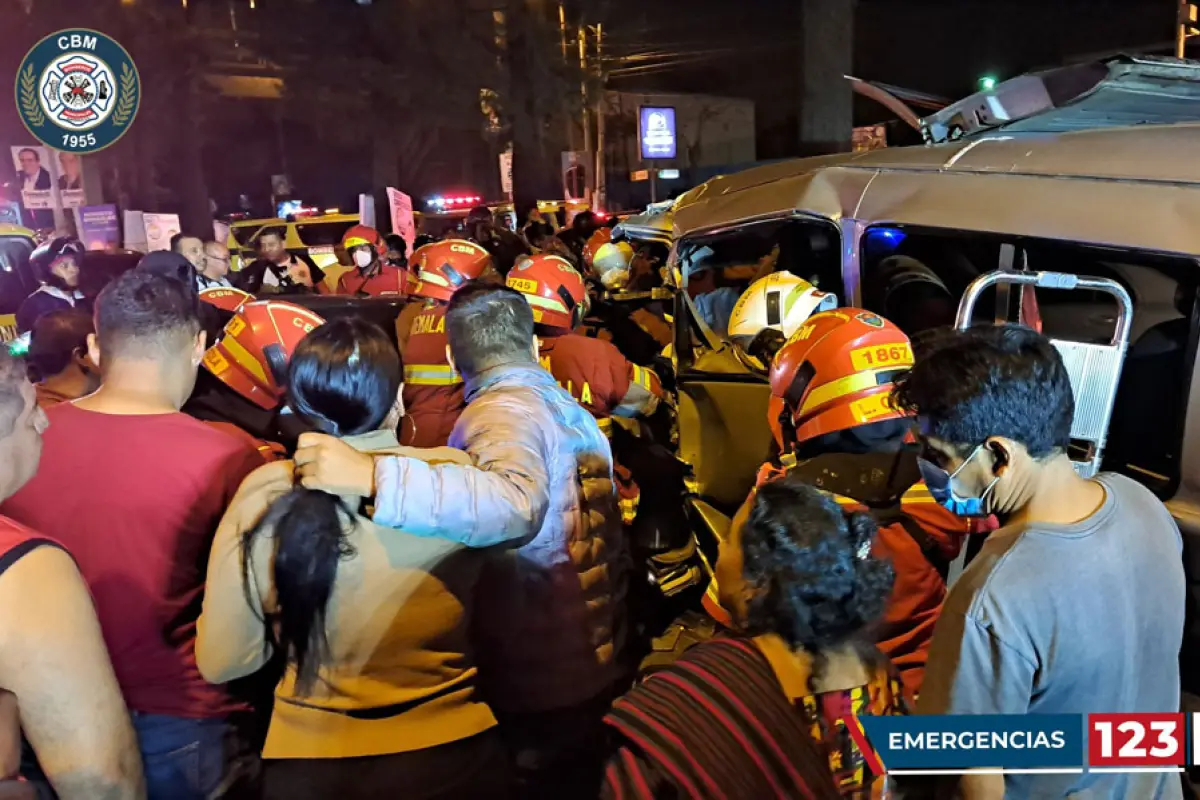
top-left (727, 272), bottom-right (838, 371)
top-left (592, 241), bottom-right (635, 290)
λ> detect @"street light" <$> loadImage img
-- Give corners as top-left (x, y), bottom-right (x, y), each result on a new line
top-left (978, 76), bottom-right (998, 91)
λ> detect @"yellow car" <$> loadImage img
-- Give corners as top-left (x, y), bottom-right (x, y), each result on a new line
top-left (0, 225), bottom-right (39, 342)
top-left (226, 213), bottom-right (362, 292)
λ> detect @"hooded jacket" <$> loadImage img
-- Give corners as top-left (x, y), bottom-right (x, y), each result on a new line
top-left (372, 361), bottom-right (624, 713)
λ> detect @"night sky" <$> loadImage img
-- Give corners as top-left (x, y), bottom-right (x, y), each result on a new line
top-left (589, 0), bottom-right (1178, 153)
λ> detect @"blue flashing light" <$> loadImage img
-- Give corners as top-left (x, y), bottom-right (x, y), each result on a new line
top-left (867, 227), bottom-right (906, 247)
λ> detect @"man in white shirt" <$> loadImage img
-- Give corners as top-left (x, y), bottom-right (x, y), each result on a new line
top-left (197, 242), bottom-right (233, 290)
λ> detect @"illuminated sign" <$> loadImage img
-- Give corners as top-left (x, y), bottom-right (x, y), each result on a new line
top-left (639, 106), bottom-right (677, 160)
top-left (658, 169), bottom-right (680, 179)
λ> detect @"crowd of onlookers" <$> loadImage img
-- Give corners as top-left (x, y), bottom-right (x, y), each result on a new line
top-left (0, 205), bottom-right (1188, 800)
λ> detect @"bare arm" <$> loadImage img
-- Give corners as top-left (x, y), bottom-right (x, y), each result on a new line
top-left (0, 546), bottom-right (143, 800)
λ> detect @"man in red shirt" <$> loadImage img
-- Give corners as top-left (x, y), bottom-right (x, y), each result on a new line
top-left (0, 348), bottom-right (142, 799)
top-left (1, 271), bottom-right (264, 800)
top-left (333, 225), bottom-right (408, 297)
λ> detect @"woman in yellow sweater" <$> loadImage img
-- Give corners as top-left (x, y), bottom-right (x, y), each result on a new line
top-left (196, 318), bottom-right (510, 799)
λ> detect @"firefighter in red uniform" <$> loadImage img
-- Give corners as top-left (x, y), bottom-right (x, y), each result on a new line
top-left (396, 239), bottom-right (496, 448)
top-left (334, 224), bottom-right (408, 297)
top-left (759, 309), bottom-right (970, 699)
top-left (186, 298), bottom-right (325, 460)
top-left (506, 254), bottom-right (664, 524)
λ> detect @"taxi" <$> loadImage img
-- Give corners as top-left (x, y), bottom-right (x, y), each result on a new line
top-left (226, 213), bottom-right (364, 292)
top-left (0, 225), bottom-right (38, 342)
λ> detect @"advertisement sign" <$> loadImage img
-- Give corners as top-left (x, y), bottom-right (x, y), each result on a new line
top-left (639, 106), bottom-right (677, 160)
top-left (141, 212), bottom-right (180, 252)
top-left (386, 188), bottom-right (416, 253)
top-left (78, 204), bottom-right (120, 250)
top-left (54, 150), bottom-right (85, 208)
top-left (499, 148), bottom-right (513, 197)
top-left (0, 203), bottom-right (21, 226)
top-left (10, 145), bottom-right (53, 209)
top-left (123, 210), bottom-right (145, 251)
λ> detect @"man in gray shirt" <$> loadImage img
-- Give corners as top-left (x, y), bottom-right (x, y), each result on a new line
top-left (892, 325), bottom-right (1185, 800)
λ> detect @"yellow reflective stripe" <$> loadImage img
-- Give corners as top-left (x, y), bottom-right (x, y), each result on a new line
top-left (403, 364), bottom-right (462, 386)
top-left (523, 293), bottom-right (568, 314)
top-left (219, 334), bottom-right (269, 386)
top-left (597, 417), bottom-right (613, 436)
top-left (630, 364), bottom-right (653, 392)
top-left (799, 369), bottom-right (894, 416)
top-left (417, 270), bottom-right (450, 288)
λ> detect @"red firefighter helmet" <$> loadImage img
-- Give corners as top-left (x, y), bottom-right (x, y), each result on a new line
top-left (767, 308), bottom-right (913, 452)
top-left (409, 239), bottom-right (493, 302)
top-left (506, 253), bottom-right (588, 330)
top-left (341, 224), bottom-right (386, 256)
top-left (198, 287), bottom-right (254, 313)
top-left (202, 300), bottom-right (326, 410)
top-left (582, 228), bottom-right (612, 271)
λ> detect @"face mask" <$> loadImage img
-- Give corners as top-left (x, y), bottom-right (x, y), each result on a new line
top-left (918, 444), bottom-right (1002, 518)
top-left (353, 249), bottom-right (373, 268)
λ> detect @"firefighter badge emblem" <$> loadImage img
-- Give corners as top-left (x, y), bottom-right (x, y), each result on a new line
top-left (16, 29), bottom-right (140, 153)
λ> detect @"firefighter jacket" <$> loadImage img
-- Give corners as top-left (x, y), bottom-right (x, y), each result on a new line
top-left (538, 333), bottom-right (661, 523)
top-left (399, 301), bottom-right (463, 449)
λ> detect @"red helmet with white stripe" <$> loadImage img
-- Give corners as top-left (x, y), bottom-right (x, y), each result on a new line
top-left (409, 239), bottom-right (494, 303)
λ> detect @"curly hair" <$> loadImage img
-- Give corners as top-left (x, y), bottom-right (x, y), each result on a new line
top-left (740, 476), bottom-right (895, 655)
top-left (892, 324), bottom-right (1073, 459)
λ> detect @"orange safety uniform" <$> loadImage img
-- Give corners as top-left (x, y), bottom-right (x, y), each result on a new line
top-left (396, 239), bottom-right (495, 448)
top-left (334, 265), bottom-right (408, 297)
top-left (538, 333), bottom-right (662, 523)
top-left (758, 308), bottom-right (967, 700)
top-left (399, 300), bottom-right (462, 448)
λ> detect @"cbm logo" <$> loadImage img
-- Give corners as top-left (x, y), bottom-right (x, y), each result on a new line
top-left (15, 29), bottom-right (140, 154)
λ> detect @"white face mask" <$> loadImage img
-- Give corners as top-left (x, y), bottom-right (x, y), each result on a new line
top-left (353, 249), bottom-right (373, 268)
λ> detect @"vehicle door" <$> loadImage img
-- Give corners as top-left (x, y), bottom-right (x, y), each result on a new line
top-left (671, 214), bottom-right (844, 549)
top-left (0, 233), bottom-right (36, 342)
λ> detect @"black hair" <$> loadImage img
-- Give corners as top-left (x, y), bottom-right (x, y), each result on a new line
top-left (892, 324), bottom-right (1073, 459)
top-left (572, 210), bottom-right (596, 230)
top-left (136, 250), bottom-right (200, 312)
top-left (257, 227), bottom-right (286, 246)
top-left (413, 234), bottom-right (436, 251)
top-left (245, 318), bottom-right (401, 694)
top-left (17, 148), bottom-right (39, 162)
top-left (383, 234), bottom-right (406, 255)
top-left (0, 349), bottom-right (28, 440)
top-left (29, 309), bottom-right (93, 379)
top-left (95, 270), bottom-right (200, 364)
top-left (169, 232), bottom-right (184, 253)
top-left (740, 476), bottom-right (894, 661)
top-left (445, 282), bottom-right (535, 379)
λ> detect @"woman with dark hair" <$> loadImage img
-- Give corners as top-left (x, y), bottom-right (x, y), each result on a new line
top-left (196, 318), bottom-right (509, 799)
top-left (602, 476), bottom-right (904, 800)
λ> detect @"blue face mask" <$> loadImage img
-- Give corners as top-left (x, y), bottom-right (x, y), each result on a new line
top-left (918, 445), bottom-right (1001, 518)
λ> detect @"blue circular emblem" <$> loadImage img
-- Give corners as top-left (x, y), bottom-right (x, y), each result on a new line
top-left (15, 29), bottom-right (140, 154)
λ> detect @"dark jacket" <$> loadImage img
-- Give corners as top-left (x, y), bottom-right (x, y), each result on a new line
top-left (17, 287), bottom-right (82, 334)
top-left (235, 253), bottom-right (325, 295)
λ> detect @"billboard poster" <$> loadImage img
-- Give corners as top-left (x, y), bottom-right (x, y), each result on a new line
top-left (142, 212), bottom-right (180, 252)
top-left (639, 107), bottom-right (677, 160)
top-left (10, 146), bottom-right (53, 209)
top-left (78, 204), bottom-right (120, 250)
top-left (386, 187), bottom-right (416, 253)
top-left (54, 150), bottom-right (86, 209)
top-left (0, 203), bottom-right (21, 227)
top-left (499, 148), bottom-right (513, 197)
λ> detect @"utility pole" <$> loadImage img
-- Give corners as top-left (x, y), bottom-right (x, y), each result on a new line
top-left (593, 22), bottom-right (607, 211)
top-left (579, 25), bottom-right (592, 156)
top-left (1178, 1), bottom-right (1199, 58)
top-left (559, 2), bottom-right (574, 151)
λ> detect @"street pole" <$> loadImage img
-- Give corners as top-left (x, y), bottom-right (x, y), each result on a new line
top-left (1178, 0), bottom-right (1187, 59)
top-left (559, 2), bottom-right (574, 151)
top-left (579, 25), bottom-right (592, 157)
top-left (593, 23), bottom-right (607, 211)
